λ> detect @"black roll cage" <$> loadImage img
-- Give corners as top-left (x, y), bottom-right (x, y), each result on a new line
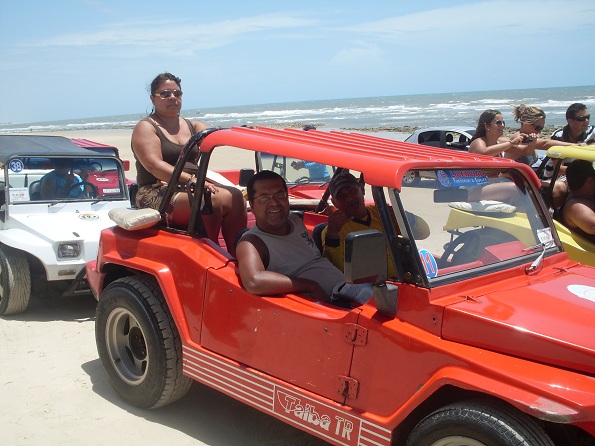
top-left (157, 128), bottom-right (222, 237)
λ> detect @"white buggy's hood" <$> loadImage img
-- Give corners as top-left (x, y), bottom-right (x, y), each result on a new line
top-left (3, 201), bottom-right (125, 250)
top-left (12, 210), bottom-right (115, 242)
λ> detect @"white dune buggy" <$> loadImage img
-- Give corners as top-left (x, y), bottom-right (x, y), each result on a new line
top-left (0, 135), bottom-right (130, 315)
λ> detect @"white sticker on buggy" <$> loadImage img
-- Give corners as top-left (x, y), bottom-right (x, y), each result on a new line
top-left (536, 228), bottom-right (554, 248)
top-left (9, 187), bottom-right (29, 202)
top-left (567, 285), bottom-right (595, 303)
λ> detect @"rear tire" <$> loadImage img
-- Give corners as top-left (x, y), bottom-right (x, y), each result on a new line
top-left (406, 400), bottom-right (554, 446)
top-left (403, 170), bottom-right (421, 186)
top-left (0, 246), bottom-right (31, 316)
top-left (95, 275), bottom-right (192, 408)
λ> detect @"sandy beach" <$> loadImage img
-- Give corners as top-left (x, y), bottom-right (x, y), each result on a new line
top-left (0, 292), bottom-right (328, 445)
top-left (0, 128), bottom-right (340, 445)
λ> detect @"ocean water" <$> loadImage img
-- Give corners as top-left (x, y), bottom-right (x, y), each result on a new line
top-left (2, 85), bottom-right (594, 134)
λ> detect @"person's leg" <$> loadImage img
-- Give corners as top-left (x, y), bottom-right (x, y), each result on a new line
top-left (203, 186), bottom-right (247, 256)
top-left (165, 184), bottom-right (247, 256)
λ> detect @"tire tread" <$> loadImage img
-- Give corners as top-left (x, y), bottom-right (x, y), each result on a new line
top-left (0, 246), bottom-right (31, 316)
top-left (406, 399), bottom-right (555, 446)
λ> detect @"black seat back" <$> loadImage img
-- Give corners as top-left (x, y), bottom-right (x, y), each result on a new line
top-left (312, 222), bottom-right (328, 254)
top-left (29, 180), bottom-right (41, 200)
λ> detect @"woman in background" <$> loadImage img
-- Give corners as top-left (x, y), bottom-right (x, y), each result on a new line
top-left (131, 72), bottom-right (247, 256)
top-left (468, 109), bottom-right (525, 157)
top-left (508, 104), bottom-right (580, 166)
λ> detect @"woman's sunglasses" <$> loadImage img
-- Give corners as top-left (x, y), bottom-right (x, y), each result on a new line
top-left (493, 120), bottom-right (505, 126)
top-left (533, 124), bottom-right (544, 132)
top-left (155, 89), bottom-right (183, 99)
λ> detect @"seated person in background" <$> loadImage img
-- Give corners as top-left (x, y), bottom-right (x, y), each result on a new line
top-left (290, 125), bottom-right (331, 182)
top-left (290, 159), bottom-right (331, 181)
top-left (546, 103), bottom-right (594, 209)
top-left (322, 172), bottom-right (430, 277)
top-left (236, 170), bottom-right (372, 305)
top-left (559, 159), bottom-right (595, 243)
top-left (40, 159), bottom-right (83, 199)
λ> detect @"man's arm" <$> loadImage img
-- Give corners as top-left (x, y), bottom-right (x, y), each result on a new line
top-left (236, 233), bottom-right (326, 299)
top-left (566, 201), bottom-right (595, 235)
top-left (322, 207), bottom-right (353, 272)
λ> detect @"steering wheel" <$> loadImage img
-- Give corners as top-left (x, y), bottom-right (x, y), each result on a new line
top-left (438, 231), bottom-right (482, 268)
top-left (294, 176), bottom-right (311, 185)
top-left (65, 181), bottom-right (99, 198)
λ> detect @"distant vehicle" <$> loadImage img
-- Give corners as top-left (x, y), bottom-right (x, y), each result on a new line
top-left (403, 127), bottom-right (475, 184)
top-left (89, 127), bottom-right (595, 446)
top-left (404, 126), bottom-right (475, 150)
top-left (0, 135), bottom-right (131, 315)
top-left (71, 138), bottom-right (137, 204)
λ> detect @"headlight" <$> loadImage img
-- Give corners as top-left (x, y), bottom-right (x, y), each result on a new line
top-left (58, 242), bottom-right (81, 258)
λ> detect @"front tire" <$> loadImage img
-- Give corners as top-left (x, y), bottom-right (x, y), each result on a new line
top-left (0, 246), bottom-right (31, 316)
top-left (95, 275), bottom-right (192, 408)
top-left (406, 400), bottom-right (554, 446)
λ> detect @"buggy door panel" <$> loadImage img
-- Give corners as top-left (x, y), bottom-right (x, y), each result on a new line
top-left (202, 266), bottom-right (359, 403)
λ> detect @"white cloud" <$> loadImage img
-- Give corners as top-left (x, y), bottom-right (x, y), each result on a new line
top-left (23, 14), bottom-right (320, 56)
top-left (335, 0), bottom-right (594, 42)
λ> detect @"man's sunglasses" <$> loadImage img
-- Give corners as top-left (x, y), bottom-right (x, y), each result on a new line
top-left (573, 114), bottom-right (590, 122)
top-left (155, 89), bottom-right (183, 99)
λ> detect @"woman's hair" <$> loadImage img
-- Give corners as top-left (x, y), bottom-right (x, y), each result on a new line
top-left (471, 109), bottom-right (501, 141)
top-left (148, 72), bottom-right (181, 95)
top-left (513, 104), bottom-right (546, 124)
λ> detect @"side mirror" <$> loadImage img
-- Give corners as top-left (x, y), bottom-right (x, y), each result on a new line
top-left (344, 230), bottom-right (387, 283)
top-left (344, 230), bottom-right (398, 315)
top-left (238, 168), bottom-right (255, 187)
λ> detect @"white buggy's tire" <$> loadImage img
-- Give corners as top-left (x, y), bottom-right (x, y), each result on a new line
top-left (0, 246), bottom-right (31, 316)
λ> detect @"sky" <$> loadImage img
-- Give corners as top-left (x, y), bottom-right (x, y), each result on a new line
top-left (1, 0), bottom-right (594, 124)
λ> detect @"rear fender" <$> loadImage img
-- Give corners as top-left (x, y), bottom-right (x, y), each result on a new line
top-left (95, 236), bottom-right (234, 345)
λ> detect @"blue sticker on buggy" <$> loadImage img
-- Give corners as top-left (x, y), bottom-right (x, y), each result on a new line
top-left (436, 170), bottom-right (488, 187)
top-left (419, 249), bottom-right (438, 278)
top-left (9, 159), bottom-right (24, 173)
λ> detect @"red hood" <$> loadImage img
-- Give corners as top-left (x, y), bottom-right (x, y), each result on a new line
top-left (442, 266), bottom-right (595, 375)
